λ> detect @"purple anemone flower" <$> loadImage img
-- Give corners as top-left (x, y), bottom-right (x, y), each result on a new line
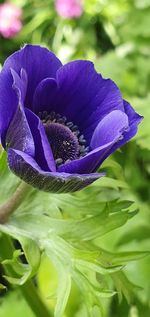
top-left (0, 45), bottom-right (143, 193)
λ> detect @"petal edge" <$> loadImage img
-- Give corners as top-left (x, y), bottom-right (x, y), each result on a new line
top-left (8, 149), bottom-right (105, 193)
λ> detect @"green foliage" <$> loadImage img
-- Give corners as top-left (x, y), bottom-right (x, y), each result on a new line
top-left (0, 152), bottom-right (149, 316)
top-left (132, 95), bottom-right (150, 150)
top-left (0, 290), bottom-right (35, 317)
top-left (0, 0), bottom-right (150, 316)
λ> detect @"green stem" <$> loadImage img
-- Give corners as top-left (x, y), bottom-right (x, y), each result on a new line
top-left (21, 280), bottom-right (52, 317)
top-left (0, 235), bottom-right (52, 317)
top-left (0, 182), bottom-right (31, 224)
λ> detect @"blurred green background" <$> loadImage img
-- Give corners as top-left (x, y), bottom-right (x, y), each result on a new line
top-left (0, 0), bottom-right (150, 316)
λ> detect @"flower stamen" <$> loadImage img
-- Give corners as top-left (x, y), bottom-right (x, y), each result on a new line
top-left (38, 111), bottom-right (89, 166)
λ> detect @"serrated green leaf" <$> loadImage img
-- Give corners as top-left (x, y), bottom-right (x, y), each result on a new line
top-left (0, 155), bottom-right (141, 315)
top-left (55, 269), bottom-right (71, 317)
top-left (66, 210), bottom-right (131, 241)
top-left (19, 237), bottom-right (41, 281)
top-left (107, 200), bottom-right (134, 213)
top-left (73, 269), bottom-right (104, 315)
top-left (106, 251), bottom-right (149, 266)
top-left (1, 207), bottom-right (131, 242)
top-left (2, 236), bottom-right (41, 285)
top-left (111, 271), bottom-right (142, 304)
top-left (75, 259), bottom-right (123, 275)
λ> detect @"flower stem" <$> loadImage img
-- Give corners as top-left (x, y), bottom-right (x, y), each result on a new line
top-left (0, 234), bottom-right (52, 317)
top-left (21, 280), bottom-right (53, 317)
top-left (0, 181), bottom-right (31, 224)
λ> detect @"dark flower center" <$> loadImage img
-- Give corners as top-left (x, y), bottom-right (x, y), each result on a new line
top-left (38, 111), bottom-right (89, 166)
top-left (45, 122), bottom-right (79, 164)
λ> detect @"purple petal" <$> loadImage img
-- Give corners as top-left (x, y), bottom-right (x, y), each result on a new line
top-left (11, 68), bottom-right (28, 106)
top-left (0, 68), bottom-right (18, 145)
top-left (90, 100), bottom-right (143, 172)
top-left (56, 61), bottom-right (124, 142)
top-left (6, 105), bottom-right (35, 157)
top-left (90, 110), bottom-right (129, 149)
top-left (124, 100), bottom-right (143, 126)
top-left (105, 100), bottom-right (143, 155)
top-left (25, 109), bottom-right (56, 172)
top-left (2, 44), bottom-right (62, 108)
top-left (33, 78), bottom-right (58, 114)
top-left (8, 149), bottom-right (105, 193)
top-left (58, 110), bottom-right (129, 174)
top-left (32, 61), bottom-right (124, 144)
top-left (5, 70), bottom-right (34, 156)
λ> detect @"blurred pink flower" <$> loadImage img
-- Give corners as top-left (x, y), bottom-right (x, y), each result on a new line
top-left (56, 0), bottom-right (83, 19)
top-left (0, 2), bottom-right (22, 38)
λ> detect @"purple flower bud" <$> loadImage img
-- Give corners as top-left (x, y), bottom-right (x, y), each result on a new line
top-left (0, 45), bottom-right (143, 193)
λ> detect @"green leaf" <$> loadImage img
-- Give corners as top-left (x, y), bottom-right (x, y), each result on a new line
top-left (105, 251), bottom-right (149, 266)
top-left (75, 259), bottom-right (123, 275)
top-left (111, 271), bottom-right (142, 304)
top-left (55, 269), bottom-right (71, 317)
top-left (0, 162), bottom-right (143, 315)
top-left (2, 237), bottom-right (41, 285)
top-left (65, 210), bottom-right (131, 241)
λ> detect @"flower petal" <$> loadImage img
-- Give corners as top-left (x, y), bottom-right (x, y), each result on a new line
top-left (124, 99), bottom-right (143, 127)
top-left (58, 110), bottom-right (129, 174)
top-left (90, 110), bottom-right (129, 149)
top-left (105, 100), bottom-right (143, 155)
top-left (0, 69), bottom-right (18, 145)
top-left (91, 100), bottom-right (143, 172)
top-left (5, 69), bottom-right (34, 156)
top-left (6, 106), bottom-right (35, 157)
top-left (11, 68), bottom-right (28, 106)
top-left (8, 149), bottom-right (105, 193)
top-left (33, 78), bottom-right (58, 114)
top-left (25, 109), bottom-right (56, 172)
top-left (56, 61), bottom-right (124, 143)
top-left (32, 61), bottom-right (124, 144)
top-left (2, 44), bottom-right (62, 108)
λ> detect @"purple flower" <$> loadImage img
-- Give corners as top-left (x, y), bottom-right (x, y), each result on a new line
top-left (0, 45), bottom-right (143, 193)
top-left (55, 0), bottom-right (83, 19)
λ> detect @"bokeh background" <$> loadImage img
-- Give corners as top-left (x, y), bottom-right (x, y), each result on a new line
top-left (0, 1), bottom-right (150, 316)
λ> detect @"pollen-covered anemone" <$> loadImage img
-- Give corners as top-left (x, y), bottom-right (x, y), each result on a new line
top-left (0, 45), bottom-right (143, 193)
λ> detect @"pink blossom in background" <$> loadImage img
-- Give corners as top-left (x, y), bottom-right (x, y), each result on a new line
top-left (0, 2), bottom-right (22, 38)
top-left (56, 0), bottom-right (83, 19)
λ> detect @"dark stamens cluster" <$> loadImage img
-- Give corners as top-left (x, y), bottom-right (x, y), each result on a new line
top-left (38, 111), bottom-right (89, 166)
